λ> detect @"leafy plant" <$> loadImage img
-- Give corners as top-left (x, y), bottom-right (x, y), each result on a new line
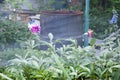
top-left (90, 0), bottom-right (120, 39)
top-left (0, 33), bottom-right (120, 80)
top-left (3, 0), bottom-right (32, 10)
top-left (0, 19), bottom-right (32, 48)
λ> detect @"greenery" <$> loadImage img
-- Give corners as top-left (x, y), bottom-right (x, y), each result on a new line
top-left (0, 15), bottom-right (33, 51)
top-left (90, 0), bottom-right (120, 39)
top-left (35, 0), bottom-right (83, 12)
top-left (35, 0), bottom-right (120, 39)
top-left (0, 0), bottom-right (120, 80)
top-left (0, 33), bottom-right (120, 80)
top-left (0, 19), bottom-right (32, 45)
top-left (3, 0), bottom-right (32, 10)
top-left (3, 0), bottom-right (120, 39)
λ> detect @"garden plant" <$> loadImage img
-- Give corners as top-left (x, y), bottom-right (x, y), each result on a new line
top-left (0, 0), bottom-right (120, 80)
top-left (0, 33), bottom-right (120, 80)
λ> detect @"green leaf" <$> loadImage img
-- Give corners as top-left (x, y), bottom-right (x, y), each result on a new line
top-left (70, 72), bottom-right (77, 76)
top-left (111, 65), bottom-right (120, 69)
top-left (90, 38), bottom-right (96, 46)
top-left (100, 68), bottom-right (108, 77)
top-left (0, 73), bottom-right (13, 80)
top-left (108, 68), bottom-right (112, 73)
top-left (79, 65), bottom-right (91, 74)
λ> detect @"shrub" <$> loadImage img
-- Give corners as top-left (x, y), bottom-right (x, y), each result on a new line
top-left (0, 19), bottom-right (31, 44)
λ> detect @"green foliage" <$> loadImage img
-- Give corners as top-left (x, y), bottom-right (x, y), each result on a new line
top-left (0, 48), bottom-right (27, 62)
top-left (0, 19), bottom-right (31, 44)
top-left (35, 0), bottom-right (83, 12)
top-left (90, 0), bottom-right (120, 39)
top-left (0, 33), bottom-right (120, 80)
top-left (0, 1), bottom-right (120, 79)
top-left (35, 0), bottom-right (56, 11)
top-left (3, 0), bottom-right (32, 9)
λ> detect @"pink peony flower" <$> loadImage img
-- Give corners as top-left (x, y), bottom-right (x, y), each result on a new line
top-left (30, 25), bottom-right (40, 34)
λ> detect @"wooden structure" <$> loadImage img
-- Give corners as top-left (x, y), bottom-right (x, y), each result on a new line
top-left (12, 9), bottom-right (38, 23)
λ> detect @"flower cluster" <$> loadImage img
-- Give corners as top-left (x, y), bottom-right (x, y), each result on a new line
top-left (30, 25), bottom-right (40, 34)
top-left (28, 19), bottom-right (41, 34)
top-left (109, 9), bottom-right (118, 24)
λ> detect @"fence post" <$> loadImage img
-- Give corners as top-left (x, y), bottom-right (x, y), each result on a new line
top-left (84, 0), bottom-right (90, 47)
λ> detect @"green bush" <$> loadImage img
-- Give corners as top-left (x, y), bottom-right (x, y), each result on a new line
top-left (0, 19), bottom-right (31, 44)
top-left (90, 0), bottom-right (120, 39)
